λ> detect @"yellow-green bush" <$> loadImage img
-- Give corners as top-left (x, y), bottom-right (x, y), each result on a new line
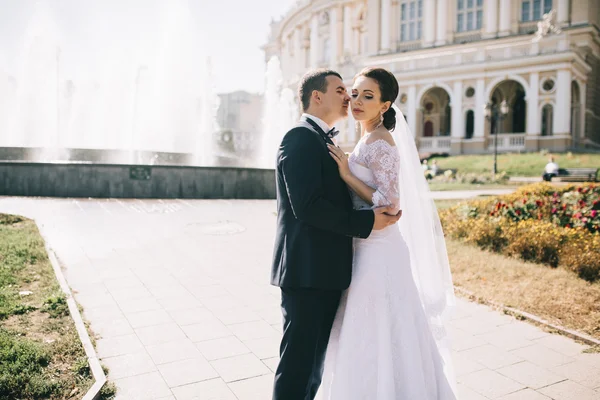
top-left (440, 183), bottom-right (600, 281)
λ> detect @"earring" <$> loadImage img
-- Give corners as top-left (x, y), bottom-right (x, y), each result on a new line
top-left (376, 111), bottom-right (383, 129)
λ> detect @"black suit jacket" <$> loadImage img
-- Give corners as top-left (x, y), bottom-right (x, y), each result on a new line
top-left (271, 122), bottom-right (375, 290)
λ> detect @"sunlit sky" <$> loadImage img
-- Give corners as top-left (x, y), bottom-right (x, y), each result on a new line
top-left (0, 0), bottom-right (296, 94)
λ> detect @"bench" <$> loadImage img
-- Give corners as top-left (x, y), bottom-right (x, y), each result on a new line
top-left (553, 168), bottom-right (599, 182)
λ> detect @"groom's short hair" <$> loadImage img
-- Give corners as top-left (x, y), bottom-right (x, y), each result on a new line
top-left (298, 69), bottom-right (343, 112)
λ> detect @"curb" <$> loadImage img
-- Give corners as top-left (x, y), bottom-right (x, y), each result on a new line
top-left (39, 223), bottom-right (107, 400)
top-left (454, 286), bottom-right (600, 347)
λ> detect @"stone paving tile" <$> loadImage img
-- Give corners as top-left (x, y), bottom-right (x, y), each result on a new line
top-left (459, 369), bottom-right (526, 399)
top-left (210, 353), bottom-right (271, 383)
top-left (181, 317), bottom-right (233, 343)
top-left (551, 361), bottom-right (600, 390)
top-left (451, 351), bottom-right (487, 377)
top-left (146, 339), bottom-right (202, 365)
top-left (243, 336), bottom-right (281, 360)
top-left (456, 383), bottom-right (491, 400)
top-left (113, 371), bottom-right (173, 400)
top-left (497, 389), bottom-right (551, 400)
top-left (478, 329), bottom-right (535, 351)
top-left (534, 334), bottom-right (590, 357)
top-left (168, 307), bottom-right (215, 326)
top-left (539, 379), bottom-right (600, 400)
top-left (125, 309), bottom-right (174, 329)
top-left (96, 333), bottom-right (145, 359)
top-left (460, 344), bottom-right (523, 370)
top-left (211, 307), bottom-right (263, 325)
top-left (91, 317), bottom-right (134, 339)
top-left (227, 320), bottom-right (280, 342)
top-left (510, 344), bottom-right (576, 368)
top-left (135, 323), bottom-right (188, 346)
top-left (262, 357), bottom-right (279, 373)
top-left (171, 378), bottom-right (237, 400)
top-left (496, 361), bottom-right (565, 389)
top-left (195, 336), bottom-right (251, 361)
top-left (102, 351), bottom-right (157, 380)
top-left (227, 374), bottom-right (275, 400)
top-left (157, 358), bottom-right (219, 388)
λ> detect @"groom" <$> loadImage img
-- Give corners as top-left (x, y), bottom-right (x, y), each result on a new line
top-left (271, 69), bottom-right (402, 400)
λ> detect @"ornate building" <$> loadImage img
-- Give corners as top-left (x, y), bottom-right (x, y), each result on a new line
top-left (264, 0), bottom-right (600, 155)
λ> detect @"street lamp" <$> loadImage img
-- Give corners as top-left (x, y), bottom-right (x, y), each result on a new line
top-left (484, 99), bottom-right (509, 176)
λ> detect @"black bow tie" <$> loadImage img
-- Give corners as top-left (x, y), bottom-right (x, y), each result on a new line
top-left (305, 117), bottom-right (339, 141)
top-left (326, 128), bottom-right (340, 139)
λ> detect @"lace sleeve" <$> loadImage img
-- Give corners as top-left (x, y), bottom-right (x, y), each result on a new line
top-left (365, 140), bottom-right (401, 213)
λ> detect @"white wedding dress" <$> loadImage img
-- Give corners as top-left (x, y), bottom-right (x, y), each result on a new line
top-left (317, 136), bottom-right (456, 400)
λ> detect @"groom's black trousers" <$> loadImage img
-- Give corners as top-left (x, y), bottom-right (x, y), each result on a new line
top-left (273, 288), bottom-right (341, 400)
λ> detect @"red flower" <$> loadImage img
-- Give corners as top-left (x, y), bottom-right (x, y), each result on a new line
top-left (536, 200), bottom-right (543, 207)
top-left (552, 208), bottom-right (557, 214)
top-left (574, 212), bottom-right (582, 219)
top-left (592, 210), bottom-right (597, 218)
top-left (523, 199), bottom-right (527, 204)
top-left (516, 210), bottom-right (522, 215)
top-left (563, 204), bottom-right (567, 210)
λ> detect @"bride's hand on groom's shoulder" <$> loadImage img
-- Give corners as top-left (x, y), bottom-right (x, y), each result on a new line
top-left (327, 144), bottom-right (351, 180)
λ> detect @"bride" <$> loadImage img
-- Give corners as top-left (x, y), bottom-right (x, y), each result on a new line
top-left (318, 67), bottom-right (457, 399)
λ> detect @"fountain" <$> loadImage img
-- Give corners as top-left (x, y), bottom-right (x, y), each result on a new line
top-left (0, 0), bottom-right (220, 166)
top-left (0, 1), bottom-right (275, 199)
top-left (259, 56), bottom-right (299, 168)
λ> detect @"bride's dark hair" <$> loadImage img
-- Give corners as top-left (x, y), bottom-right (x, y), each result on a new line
top-left (356, 67), bottom-right (399, 131)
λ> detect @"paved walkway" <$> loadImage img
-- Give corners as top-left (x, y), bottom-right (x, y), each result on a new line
top-left (0, 196), bottom-right (599, 400)
top-left (430, 188), bottom-right (516, 200)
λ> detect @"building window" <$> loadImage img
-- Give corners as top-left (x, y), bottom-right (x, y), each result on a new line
top-left (465, 110), bottom-right (474, 139)
top-left (457, 0), bottom-right (483, 32)
top-left (400, 0), bottom-right (422, 42)
top-left (521, 0), bottom-right (553, 22)
top-left (541, 104), bottom-right (553, 136)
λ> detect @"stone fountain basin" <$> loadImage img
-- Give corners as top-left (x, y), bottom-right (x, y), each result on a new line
top-left (0, 148), bottom-right (275, 199)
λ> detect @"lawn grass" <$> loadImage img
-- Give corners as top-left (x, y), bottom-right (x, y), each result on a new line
top-left (431, 152), bottom-right (600, 177)
top-left (0, 213), bottom-right (114, 400)
top-left (446, 238), bottom-right (600, 340)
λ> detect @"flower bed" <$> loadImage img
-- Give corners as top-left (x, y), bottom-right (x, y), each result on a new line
top-left (440, 183), bottom-right (600, 281)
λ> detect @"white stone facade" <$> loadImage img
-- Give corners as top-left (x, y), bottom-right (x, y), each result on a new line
top-left (265, 0), bottom-right (600, 154)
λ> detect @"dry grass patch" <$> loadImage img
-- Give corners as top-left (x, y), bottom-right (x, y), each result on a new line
top-left (0, 213), bottom-right (114, 399)
top-left (447, 238), bottom-right (600, 340)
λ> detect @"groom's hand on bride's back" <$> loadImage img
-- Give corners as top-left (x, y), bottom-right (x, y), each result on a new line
top-left (372, 206), bottom-right (402, 230)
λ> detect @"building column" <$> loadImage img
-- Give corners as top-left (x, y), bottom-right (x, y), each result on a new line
top-left (407, 85), bottom-right (417, 138)
top-left (451, 81), bottom-right (464, 154)
top-left (435, 0), bottom-right (448, 45)
top-left (554, 69), bottom-right (572, 134)
top-left (474, 79), bottom-right (485, 137)
top-left (343, 5), bottom-right (352, 58)
top-left (557, 0), bottom-right (569, 25)
top-left (347, 109), bottom-right (358, 144)
top-left (484, 0), bottom-right (499, 38)
top-left (329, 7), bottom-right (339, 68)
top-left (367, 0), bottom-right (381, 54)
top-left (498, 0), bottom-right (511, 36)
top-left (310, 15), bottom-right (319, 68)
top-left (423, 0), bottom-right (436, 46)
top-left (526, 72), bottom-right (540, 138)
top-left (380, 0), bottom-right (391, 52)
top-left (295, 27), bottom-right (303, 75)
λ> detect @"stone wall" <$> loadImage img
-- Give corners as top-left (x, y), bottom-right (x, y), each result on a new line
top-left (0, 162), bottom-right (276, 199)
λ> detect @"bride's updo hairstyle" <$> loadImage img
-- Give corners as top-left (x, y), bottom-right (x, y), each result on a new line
top-left (356, 67), bottom-right (399, 131)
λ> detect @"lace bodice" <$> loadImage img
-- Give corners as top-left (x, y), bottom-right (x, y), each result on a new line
top-left (348, 138), bottom-right (401, 214)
